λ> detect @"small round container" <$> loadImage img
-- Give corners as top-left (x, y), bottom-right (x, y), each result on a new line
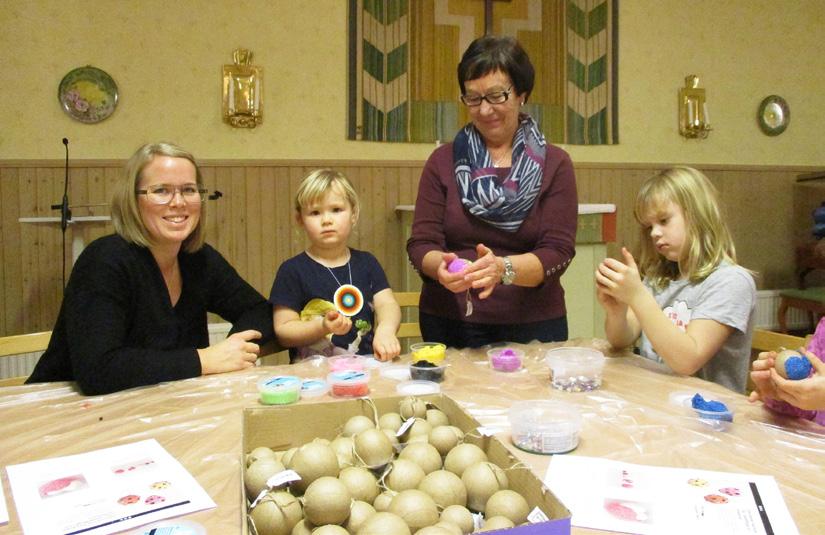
top-left (327, 370), bottom-right (371, 398)
top-left (410, 342), bottom-right (447, 364)
top-left (509, 400), bottom-right (582, 454)
top-left (545, 347), bottom-right (605, 391)
top-left (257, 375), bottom-right (301, 405)
top-left (328, 354), bottom-right (367, 372)
top-left (396, 380), bottom-right (441, 395)
top-left (380, 365), bottom-right (411, 381)
top-left (300, 379), bottom-right (330, 398)
top-left (487, 347), bottom-right (524, 372)
top-left (409, 360), bottom-right (446, 382)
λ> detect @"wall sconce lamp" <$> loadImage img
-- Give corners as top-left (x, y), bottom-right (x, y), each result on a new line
top-left (679, 75), bottom-right (711, 139)
top-left (222, 48), bottom-right (263, 128)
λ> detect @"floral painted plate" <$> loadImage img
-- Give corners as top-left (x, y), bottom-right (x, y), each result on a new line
top-left (58, 66), bottom-right (118, 124)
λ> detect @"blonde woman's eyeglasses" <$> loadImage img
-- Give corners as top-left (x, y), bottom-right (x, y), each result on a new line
top-left (136, 184), bottom-right (208, 205)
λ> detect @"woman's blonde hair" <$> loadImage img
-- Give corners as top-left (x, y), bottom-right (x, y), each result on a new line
top-left (294, 169), bottom-right (360, 218)
top-left (634, 166), bottom-right (737, 289)
top-left (111, 142), bottom-right (206, 253)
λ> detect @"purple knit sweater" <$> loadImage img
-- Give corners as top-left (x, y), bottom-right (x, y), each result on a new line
top-left (406, 142), bottom-right (578, 324)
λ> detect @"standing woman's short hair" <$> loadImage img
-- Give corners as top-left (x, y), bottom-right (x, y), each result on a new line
top-left (634, 166), bottom-right (738, 289)
top-left (457, 35), bottom-right (535, 101)
top-left (294, 169), bottom-right (360, 219)
top-left (111, 142), bottom-right (207, 253)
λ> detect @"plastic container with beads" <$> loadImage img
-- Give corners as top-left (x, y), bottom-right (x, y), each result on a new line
top-left (545, 347), bottom-right (605, 391)
top-left (508, 400), bottom-right (582, 454)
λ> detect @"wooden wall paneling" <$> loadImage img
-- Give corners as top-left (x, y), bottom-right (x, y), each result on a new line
top-left (258, 166), bottom-right (278, 296)
top-left (244, 166), bottom-right (263, 293)
top-left (230, 167), bottom-right (248, 279)
top-left (213, 166), bottom-right (233, 265)
top-left (1, 160), bottom-right (820, 337)
top-left (18, 166), bottom-right (38, 333)
top-left (272, 166), bottom-right (293, 290)
top-left (0, 167), bottom-right (20, 335)
top-left (288, 166), bottom-right (307, 257)
top-left (383, 166), bottom-right (401, 288)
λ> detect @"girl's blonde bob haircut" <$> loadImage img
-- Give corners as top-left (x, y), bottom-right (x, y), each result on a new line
top-left (634, 166), bottom-right (738, 290)
top-left (294, 169), bottom-right (360, 218)
top-left (111, 142), bottom-right (207, 253)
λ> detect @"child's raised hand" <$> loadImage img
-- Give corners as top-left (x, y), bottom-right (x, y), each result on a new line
top-left (595, 247), bottom-right (645, 305)
top-left (323, 310), bottom-right (352, 336)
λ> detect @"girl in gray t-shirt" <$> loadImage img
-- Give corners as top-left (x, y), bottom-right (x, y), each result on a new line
top-left (595, 167), bottom-right (756, 393)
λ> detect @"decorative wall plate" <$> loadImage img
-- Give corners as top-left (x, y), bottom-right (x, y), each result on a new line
top-left (757, 95), bottom-right (789, 136)
top-left (58, 66), bottom-right (119, 124)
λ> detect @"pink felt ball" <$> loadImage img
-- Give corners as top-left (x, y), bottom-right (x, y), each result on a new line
top-left (448, 258), bottom-right (470, 273)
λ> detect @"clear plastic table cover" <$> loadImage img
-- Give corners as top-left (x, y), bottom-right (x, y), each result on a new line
top-left (1, 339), bottom-right (823, 535)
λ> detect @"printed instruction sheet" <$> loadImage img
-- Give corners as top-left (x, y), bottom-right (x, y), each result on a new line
top-left (545, 455), bottom-right (798, 535)
top-left (6, 439), bottom-right (215, 535)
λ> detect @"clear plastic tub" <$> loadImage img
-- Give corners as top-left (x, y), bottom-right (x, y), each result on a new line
top-left (509, 400), bottom-right (582, 454)
top-left (410, 342), bottom-right (446, 364)
top-left (409, 361), bottom-right (446, 382)
top-left (300, 378), bottom-right (330, 398)
top-left (257, 375), bottom-right (301, 405)
top-left (328, 354), bottom-right (367, 372)
top-left (396, 380), bottom-right (441, 395)
top-left (545, 347), bottom-right (605, 391)
top-left (487, 347), bottom-right (524, 372)
top-left (327, 370), bottom-right (371, 398)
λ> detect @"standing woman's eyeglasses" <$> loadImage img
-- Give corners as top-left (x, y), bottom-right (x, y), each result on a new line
top-left (460, 86), bottom-right (513, 107)
top-left (136, 184), bottom-right (208, 204)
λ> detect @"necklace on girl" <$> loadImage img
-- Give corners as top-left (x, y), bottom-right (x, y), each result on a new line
top-left (325, 258), bottom-right (364, 316)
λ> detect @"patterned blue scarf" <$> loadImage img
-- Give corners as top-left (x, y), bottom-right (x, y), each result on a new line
top-left (453, 114), bottom-right (547, 232)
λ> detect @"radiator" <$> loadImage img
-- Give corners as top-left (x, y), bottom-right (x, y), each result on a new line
top-left (754, 290), bottom-right (809, 331)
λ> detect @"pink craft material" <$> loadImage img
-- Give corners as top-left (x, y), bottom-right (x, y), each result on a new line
top-left (447, 258), bottom-right (470, 273)
top-left (491, 348), bottom-right (522, 371)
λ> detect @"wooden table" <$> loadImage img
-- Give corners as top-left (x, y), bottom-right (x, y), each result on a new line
top-left (1, 340), bottom-right (823, 535)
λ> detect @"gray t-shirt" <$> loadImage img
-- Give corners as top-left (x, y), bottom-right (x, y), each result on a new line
top-left (638, 263), bottom-right (756, 393)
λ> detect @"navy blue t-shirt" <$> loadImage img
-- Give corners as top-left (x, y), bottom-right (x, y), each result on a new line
top-left (269, 249), bottom-right (390, 358)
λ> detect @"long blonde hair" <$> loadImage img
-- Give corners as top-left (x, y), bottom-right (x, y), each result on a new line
top-left (111, 142), bottom-right (206, 253)
top-left (635, 166), bottom-right (738, 290)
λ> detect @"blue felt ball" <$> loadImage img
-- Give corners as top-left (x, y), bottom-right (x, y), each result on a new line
top-left (784, 356), bottom-right (813, 380)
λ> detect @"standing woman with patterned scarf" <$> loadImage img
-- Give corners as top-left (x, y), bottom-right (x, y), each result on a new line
top-left (407, 35), bottom-right (578, 348)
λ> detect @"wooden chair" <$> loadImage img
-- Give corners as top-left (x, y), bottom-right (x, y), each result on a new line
top-left (395, 291), bottom-right (422, 342)
top-left (0, 331), bottom-right (51, 386)
top-left (751, 328), bottom-right (808, 353)
top-left (777, 287), bottom-right (825, 334)
top-left (395, 291), bottom-right (422, 339)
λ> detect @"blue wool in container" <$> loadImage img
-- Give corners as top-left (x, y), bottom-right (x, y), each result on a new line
top-left (784, 355), bottom-right (813, 380)
top-left (691, 393), bottom-right (733, 422)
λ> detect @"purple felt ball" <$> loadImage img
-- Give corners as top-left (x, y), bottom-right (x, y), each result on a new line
top-left (447, 258), bottom-right (470, 273)
top-left (784, 356), bottom-right (813, 380)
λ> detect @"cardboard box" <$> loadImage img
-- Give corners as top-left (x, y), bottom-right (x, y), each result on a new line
top-left (242, 394), bottom-right (571, 534)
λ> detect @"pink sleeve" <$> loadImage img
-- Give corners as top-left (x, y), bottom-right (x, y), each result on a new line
top-left (762, 318), bottom-right (825, 421)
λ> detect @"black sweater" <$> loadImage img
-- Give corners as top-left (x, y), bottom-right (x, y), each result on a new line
top-left (27, 234), bottom-right (274, 395)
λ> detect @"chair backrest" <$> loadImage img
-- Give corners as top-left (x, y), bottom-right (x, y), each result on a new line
top-left (395, 291), bottom-right (422, 341)
top-left (751, 328), bottom-right (808, 353)
top-left (0, 331), bottom-right (51, 386)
